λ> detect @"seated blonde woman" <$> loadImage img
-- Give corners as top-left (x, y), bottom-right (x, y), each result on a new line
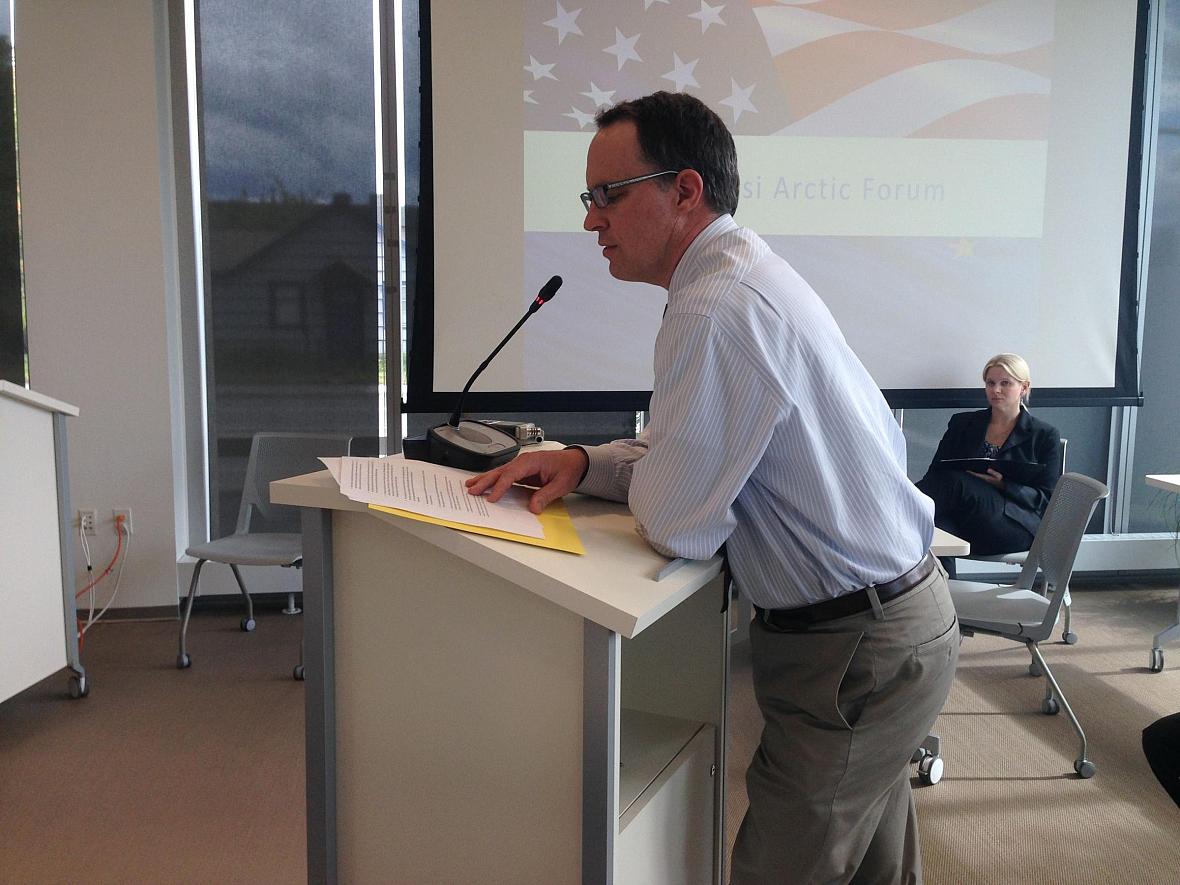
top-left (917, 353), bottom-right (1062, 558)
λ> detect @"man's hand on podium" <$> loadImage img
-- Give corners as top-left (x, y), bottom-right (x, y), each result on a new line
top-left (466, 447), bottom-right (590, 514)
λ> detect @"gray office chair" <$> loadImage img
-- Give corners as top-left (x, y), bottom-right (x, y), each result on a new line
top-left (947, 472), bottom-right (1107, 779)
top-left (958, 437), bottom-right (1076, 646)
top-left (177, 432), bottom-right (351, 676)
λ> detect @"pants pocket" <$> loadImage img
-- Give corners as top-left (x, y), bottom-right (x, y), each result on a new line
top-left (751, 624), bottom-right (866, 731)
top-left (910, 614), bottom-right (960, 687)
top-left (914, 615), bottom-right (958, 658)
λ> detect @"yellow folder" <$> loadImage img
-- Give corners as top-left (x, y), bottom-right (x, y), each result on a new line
top-left (368, 495), bottom-right (584, 555)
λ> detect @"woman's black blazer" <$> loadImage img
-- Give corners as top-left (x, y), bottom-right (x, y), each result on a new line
top-left (924, 408), bottom-right (1062, 536)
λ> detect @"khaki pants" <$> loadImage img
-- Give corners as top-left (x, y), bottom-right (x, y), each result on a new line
top-left (731, 566), bottom-right (959, 885)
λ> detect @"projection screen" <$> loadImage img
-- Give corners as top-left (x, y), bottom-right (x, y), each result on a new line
top-left (405, 0), bottom-right (1150, 413)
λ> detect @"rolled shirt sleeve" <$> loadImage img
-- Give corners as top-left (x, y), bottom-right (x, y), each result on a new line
top-left (575, 435), bottom-right (649, 504)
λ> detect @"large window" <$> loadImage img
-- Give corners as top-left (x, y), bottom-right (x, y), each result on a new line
top-left (0, 4), bottom-right (23, 385)
top-left (1128, 0), bottom-right (1180, 534)
top-left (195, 0), bottom-right (381, 534)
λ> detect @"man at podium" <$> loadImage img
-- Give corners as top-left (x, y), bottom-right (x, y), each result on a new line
top-left (468, 91), bottom-right (957, 885)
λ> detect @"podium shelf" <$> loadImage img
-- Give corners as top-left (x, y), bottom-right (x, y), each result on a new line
top-left (619, 708), bottom-right (706, 821)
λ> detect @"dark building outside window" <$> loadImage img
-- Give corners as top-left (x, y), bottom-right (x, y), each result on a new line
top-left (196, 0), bottom-right (380, 534)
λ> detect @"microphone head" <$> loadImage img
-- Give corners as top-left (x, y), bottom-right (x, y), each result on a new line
top-left (537, 275), bottom-right (562, 304)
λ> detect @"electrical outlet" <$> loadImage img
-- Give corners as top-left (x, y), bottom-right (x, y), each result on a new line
top-left (79, 509), bottom-right (97, 536)
top-left (113, 508), bottom-right (133, 535)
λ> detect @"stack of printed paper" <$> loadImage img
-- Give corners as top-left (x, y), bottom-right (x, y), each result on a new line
top-left (319, 454), bottom-right (583, 554)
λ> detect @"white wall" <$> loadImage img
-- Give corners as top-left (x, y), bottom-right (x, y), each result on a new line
top-left (17, 0), bottom-right (184, 610)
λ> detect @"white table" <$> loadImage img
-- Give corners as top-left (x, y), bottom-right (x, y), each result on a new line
top-left (272, 469), bottom-right (728, 885)
top-left (1145, 474), bottom-right (1180, 672)
top-left (932, 527), bottom-right (970, 557)
top-left (0, 382), bottom-right (87, 702)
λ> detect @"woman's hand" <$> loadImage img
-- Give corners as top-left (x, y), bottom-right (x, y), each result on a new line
top-left (967, 467), bottom-right (1006, 490)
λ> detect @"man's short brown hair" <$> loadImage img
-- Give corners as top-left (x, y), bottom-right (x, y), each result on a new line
top-left (596, 91), bottom-right (739, 217)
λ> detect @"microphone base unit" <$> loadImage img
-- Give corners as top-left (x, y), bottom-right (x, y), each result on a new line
top-left (482, 420), bottom-right (545, 446)
top-left (402, 420), bottom-right (521, 472)
top-left (403, 275), bottom-right (561, 472)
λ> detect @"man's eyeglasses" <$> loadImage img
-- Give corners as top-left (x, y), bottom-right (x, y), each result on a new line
top-left (580, 170), bottom-right (679, 211)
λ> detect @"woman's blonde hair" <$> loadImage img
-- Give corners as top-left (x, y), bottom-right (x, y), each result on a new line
top-left (982, 353), bottom-right (1032, 405)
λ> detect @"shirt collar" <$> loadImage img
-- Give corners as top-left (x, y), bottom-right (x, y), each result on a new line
top-left (668, 214), bottom-right (737, 295)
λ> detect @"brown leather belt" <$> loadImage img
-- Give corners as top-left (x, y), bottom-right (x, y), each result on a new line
top-left (757, 552), bottom-right (938, 629)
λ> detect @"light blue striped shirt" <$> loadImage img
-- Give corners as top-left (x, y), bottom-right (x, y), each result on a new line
top-left (577, 215), bottom-right (934, 609)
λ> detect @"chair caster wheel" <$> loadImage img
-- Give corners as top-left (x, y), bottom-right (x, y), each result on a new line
top-left (1042, 697), bottom-right (1059, 715)
top-left (293, 664), bottom-right (305, 681)
top-left (917, 754), bottom-right (943, 786)
top-left (1028, 661), bottom-right (1044, 677)
top-left (1063, 631), bottom-right (1078, 645)
top-left (240, 617), bottom-right (256, 632)
top-left (911, 748), bottom-right (925, 764)
top-left (1150, 648), bottom-right (1164, 673)
top-left (177, 653), bottom-right (191, 669)
top-left (1074, 759), bottom-right (1096, 778)
top-left (68, 674), bottom-right (89, 699)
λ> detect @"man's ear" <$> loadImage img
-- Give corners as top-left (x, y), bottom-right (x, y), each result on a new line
top-left (674, 169), bottom-right (706, 211)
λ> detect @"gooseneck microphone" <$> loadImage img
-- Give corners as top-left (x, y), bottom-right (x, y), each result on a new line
top-left (447, 274), bottom-right (562, 427)
top-left (401, 275), bottom-right (563, 472)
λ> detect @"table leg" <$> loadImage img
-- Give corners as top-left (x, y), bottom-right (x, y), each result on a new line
top-left (302, 507), bottom-right (336, 884)
top-left (583, 620), bottom-right (621, 885)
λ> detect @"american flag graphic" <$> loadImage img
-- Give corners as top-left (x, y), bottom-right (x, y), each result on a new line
top-left (523, 0), bottom-right (1054, 138)
top-left (518, 0), bottom-right (1056, 392)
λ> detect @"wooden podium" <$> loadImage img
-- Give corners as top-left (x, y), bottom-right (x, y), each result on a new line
top-left (271, 470), bottom-right (728, 885)
top-left (0, 381), bottom-right (87, 703)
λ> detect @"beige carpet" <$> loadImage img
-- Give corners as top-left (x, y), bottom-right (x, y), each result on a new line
top-left (0, 610), bottom-right (307, 885)
top-left (2, 585), bottom-right (1179, 883)
top-left (727, 583), bottom-right (1180, 884)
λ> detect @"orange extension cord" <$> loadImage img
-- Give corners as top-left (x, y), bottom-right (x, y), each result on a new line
top-left (75, 515), bottom-right (126, 648)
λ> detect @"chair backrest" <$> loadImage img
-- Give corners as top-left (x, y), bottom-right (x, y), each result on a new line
top-left (236, 432), bottom-right (352, 534)
top-left (1017, 472), bottom-right (1107, 636)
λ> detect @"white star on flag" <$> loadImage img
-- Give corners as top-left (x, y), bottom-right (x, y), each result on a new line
top-left (524, 55), bottom-right (558, 81)
top-left (524, 90), bottom-right (538, 105)
top-left (688, 0), bottom-right (725, 33)
top-left (720, 78), bottom-right (757, 122)
top-left (563, 106), bottom-right (597, 128)
top-left (582, 82), bottom-right (616, 107)
top-left (662, 53), bottom-right (699, 92)
top-left (523, 0), bottom-right (801, 134)
top-left (544, 2), bottom-right (583, 45)
top-left (604, 28), bottom-right (642, 71)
